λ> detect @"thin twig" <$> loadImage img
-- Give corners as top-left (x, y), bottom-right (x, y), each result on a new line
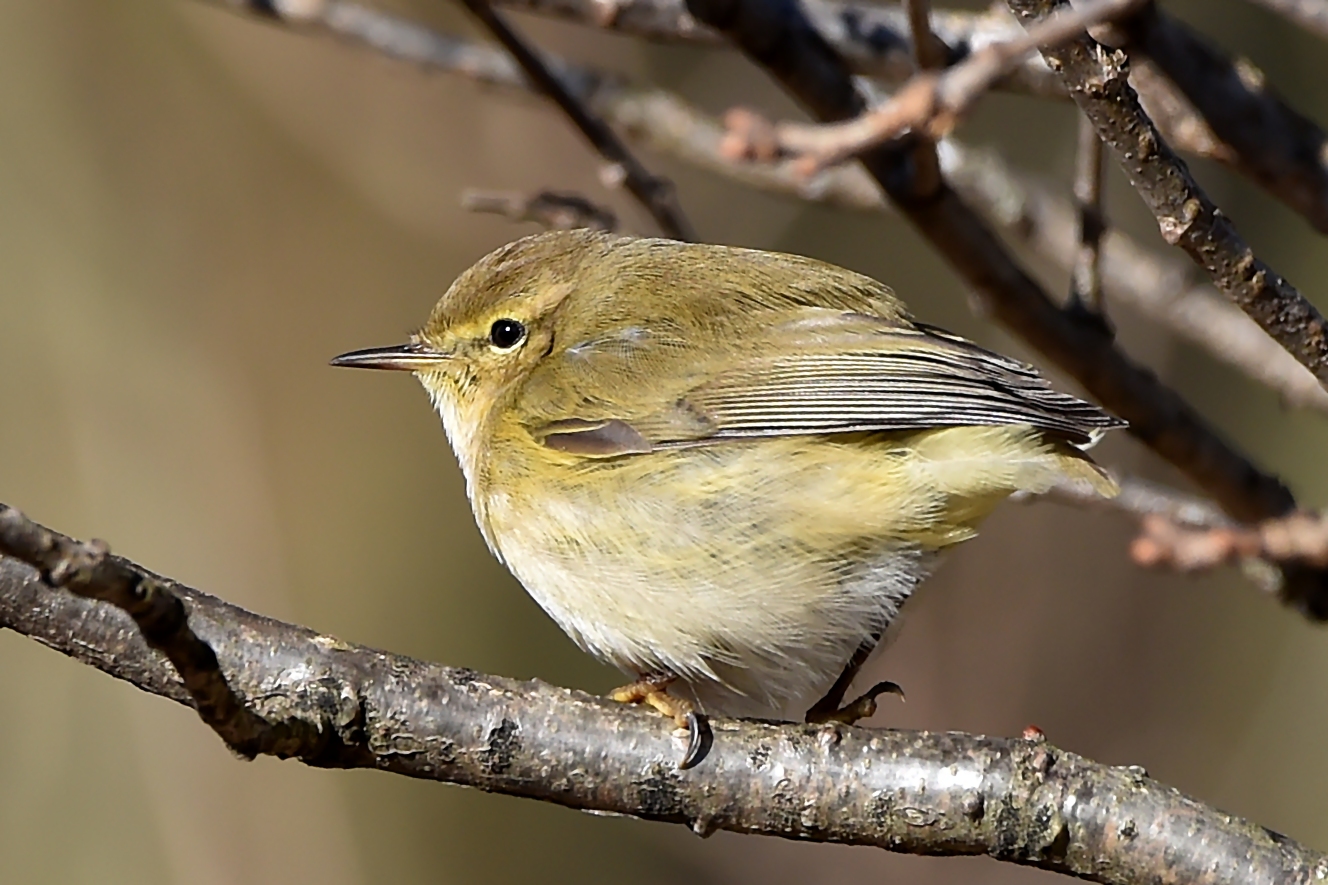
top-left (720, 0), bottom-right (1148, 174)
top-left (2, 511), bottom-right (1326, 884)
top-left (491, 0), bottom-right (1067, 94)
top-left (1133, 511), bottom-right (1328, 573)
top-left (1007, 0), bottom-right (1328, 390)
top-left (455, 0), bottom-right (694, 240)
top-left (461, 188), bottom-right (619, 230)
top-left (1069, 114), bottom-right (1107, 321)
top-left (1025, 472), bottom-right (1236, 530)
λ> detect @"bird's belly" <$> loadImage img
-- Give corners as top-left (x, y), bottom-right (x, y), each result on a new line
top-left (480, 437), bottom-right (944, 715)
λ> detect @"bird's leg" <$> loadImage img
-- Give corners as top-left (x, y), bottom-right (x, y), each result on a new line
top-left (805, 639), bottom-right (905, 725)
top-left (609, 672), bottom-right (711, 769)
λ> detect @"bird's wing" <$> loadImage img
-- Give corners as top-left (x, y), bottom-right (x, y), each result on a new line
top-left (658, 323), bottom-right (1122, 445)
top-left (525, 310), bottom-right (1124, 456)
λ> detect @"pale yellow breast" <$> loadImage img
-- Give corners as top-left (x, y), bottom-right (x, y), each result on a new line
top-left (473, 426), bottom-right (1072, 713)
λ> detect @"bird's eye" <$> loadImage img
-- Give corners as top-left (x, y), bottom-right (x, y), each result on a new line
top-left (489, 318), bottom-right (526, 350)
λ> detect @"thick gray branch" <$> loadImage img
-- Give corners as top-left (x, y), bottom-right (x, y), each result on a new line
top-left (2, 509), bottom-right (1325, 885)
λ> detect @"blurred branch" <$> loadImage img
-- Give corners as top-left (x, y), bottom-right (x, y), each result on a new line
top-left (1133, 509), bottom-right (1328, 573)
top-left (1121, 5), bottom-right (1328, 234)
top-left (1008, 0), bottom-right (1328, 390)
top-left (2, 508), bottom-right (1325, 885)
top-left (1030, 471), bottom-right (1234, 529)
top-left (902, 0), bottom-right (944, 198)
top-left (1069, 114), bottom-right (1107, 321)
top-left (1024, 473), bottom-right (1283, 591)
top-left (493, 0), bottom-right (1067, 95)
top-left (455, 0), bottom-right (693, 240)
top-left (903, 0), bottom-right (947, 72)
top-left (765, 0), bottom-right (1146, 173)
top-left (1128, 60), bottom-right (1236, 163)
top-left (461, 188), bottom-right (619, 230)
top-left (1246, 0), bottom-right (1328, 40)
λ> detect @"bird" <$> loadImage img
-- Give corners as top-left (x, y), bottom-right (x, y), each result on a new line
top-left (332, 228), bottom-right (1123, 768)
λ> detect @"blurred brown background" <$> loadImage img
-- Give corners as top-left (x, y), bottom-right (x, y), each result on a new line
top-left (2, 1), bottom-right (1327, 883)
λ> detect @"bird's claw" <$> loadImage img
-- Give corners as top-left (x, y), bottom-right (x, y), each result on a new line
top-left (609, 675), bottom-right (712, 769)
top-left (806, 680), bottom-right (905, 725)
top-left (678, 710), bottom-right (711, 770)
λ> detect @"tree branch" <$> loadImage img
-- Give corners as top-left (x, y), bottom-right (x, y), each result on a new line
top-left (1121, 5), bottom-right (1328, 234)
top-left (461, 188), bottom-right (620, 230)
top-left (766, 0), bottom-right (1147, 172)
top-left (1021, 472), bottom-right (1283, 591)
top-left (0, 506), bottom-right (270, 755)
top-left (492, 0), bottom-right (1067, 95)
top-left (455, 0), bottom-right (694, 240)
top-left (902, 0), bottom-right (944, 198)
top-left (2, 507), bottom-right (1325, 884)
top-left (498, 0), bottom-right (1328, 237)
top-left (1007, 0), bottom-right (1328, 390)
top-left (1069, 113), bottom-right (1107, 321)
top-left (1027, 471), bottom-right (1235, 530)
top-left (1132, 509), bottom-right (1328, 573)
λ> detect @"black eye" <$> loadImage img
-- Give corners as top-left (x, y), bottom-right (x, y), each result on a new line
top-left (489, 318), bottom-right (526, 349)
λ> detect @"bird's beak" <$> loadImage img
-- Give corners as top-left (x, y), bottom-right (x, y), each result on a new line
top-left (330, 342), bottom-right (448, 371)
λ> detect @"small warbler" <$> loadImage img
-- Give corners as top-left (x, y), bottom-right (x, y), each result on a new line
top-left (333, 229), bottom-right (1122, 767)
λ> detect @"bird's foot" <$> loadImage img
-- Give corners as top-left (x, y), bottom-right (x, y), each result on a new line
top-left (609, 674), bottom-right (711, 769)
top-left (804, 680), bottom-right (905, 725)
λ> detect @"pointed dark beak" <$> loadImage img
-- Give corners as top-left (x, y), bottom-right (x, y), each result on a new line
top-left (329, 342), bottom-right (447, 371)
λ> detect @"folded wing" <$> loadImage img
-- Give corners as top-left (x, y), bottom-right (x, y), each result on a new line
top-left (526, 309), bottom-right (1124, 455)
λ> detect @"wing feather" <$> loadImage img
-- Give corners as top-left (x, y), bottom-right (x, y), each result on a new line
top-left (524, 307), bottom-right (1124, 453)
top-left (635, 323), bottom-right (1123, 448)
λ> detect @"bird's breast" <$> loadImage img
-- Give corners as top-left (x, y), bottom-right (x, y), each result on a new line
top-left (473, 435), bottom-right (947, 712)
